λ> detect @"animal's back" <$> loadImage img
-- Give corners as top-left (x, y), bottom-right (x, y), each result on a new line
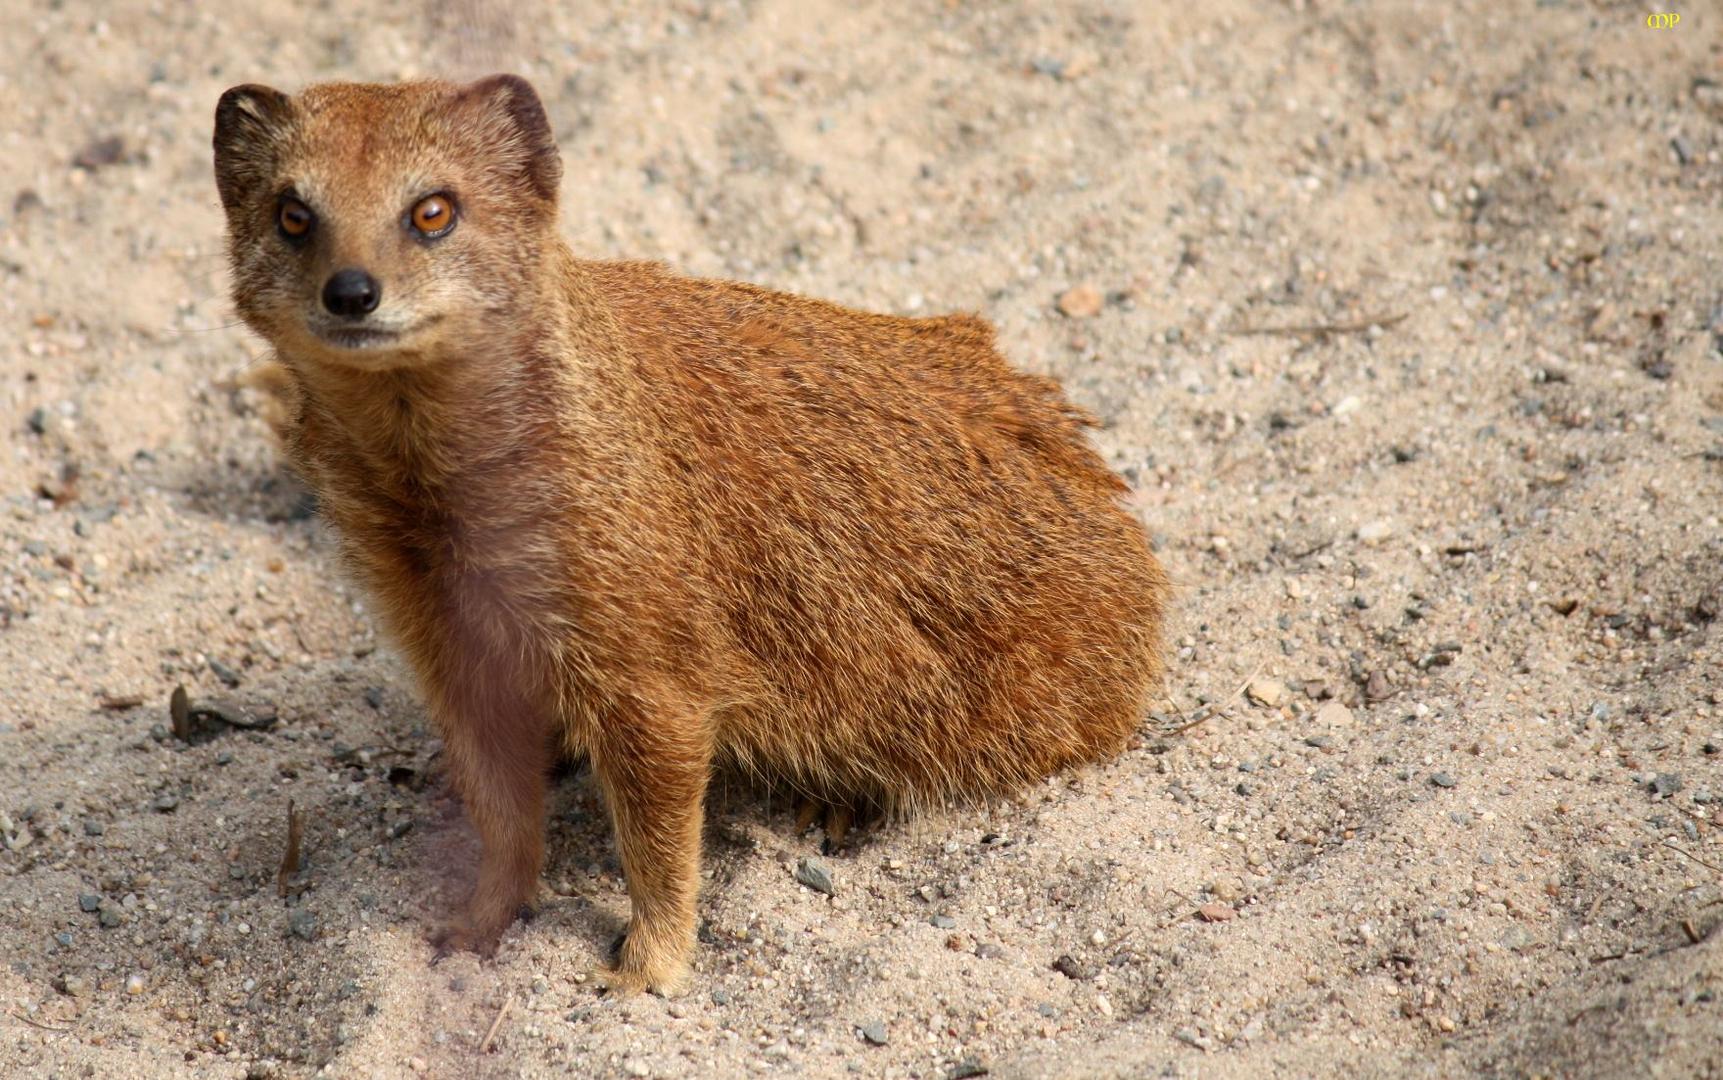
top-left (587, 262), bottom-right (1167, 807)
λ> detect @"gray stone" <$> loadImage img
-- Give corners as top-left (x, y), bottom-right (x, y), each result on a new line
top-left (794, 856), bottom-right (835, 897)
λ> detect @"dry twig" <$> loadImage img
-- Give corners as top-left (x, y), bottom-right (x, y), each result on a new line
top-left (277, 800), bottom-right (303, 898)
top-left (1227, 313), bottom-right (1407, 338)
top-left (10, 1009), bottom-right (71, 1033)
top-left (1167, 660), bottom-right (1267, 735)
top-left (479, 994), bottom-right (515, 1054)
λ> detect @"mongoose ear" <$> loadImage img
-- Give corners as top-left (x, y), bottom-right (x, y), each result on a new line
top-left (213, 85), bottom-right (292, 212)
top-left (457, 74), bottom-right (562, 204)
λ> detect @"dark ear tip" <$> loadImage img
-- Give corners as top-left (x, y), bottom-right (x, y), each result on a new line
top-left (472, 73), bottom-right (539, 98)
top-left (215, 84), bottom-right (289, 127)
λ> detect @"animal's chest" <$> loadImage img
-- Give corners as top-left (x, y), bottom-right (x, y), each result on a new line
top-left (327, 476), bottom-right (560, 662)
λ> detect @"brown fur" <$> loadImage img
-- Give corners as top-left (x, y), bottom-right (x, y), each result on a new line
top-left (213, 75), bottom-right (1168, 995)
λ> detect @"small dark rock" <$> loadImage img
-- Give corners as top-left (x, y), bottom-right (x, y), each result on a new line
top-left (1052, 954), bottom-right (1096, 981)
top-left (1430, 772), bottom-right (1457, 789)
top-left (190, 698), bottom-right (278, 732)
top-left (78, 893), bottom-right (101, 913)
top-left (288, 910), bottom-right (317, 941)
top-left (930, 915), bottom-right (956, 930)
top-left (209, 658), bottom-right (242, 687)
top-left (25, 407), bottom-right (47, 435)
top-left (72, 136), bottom-right (127, 170)
top-left (82, 820), bottom-right (104, 836)
top-left (1651, 773), bottom-right (1683, 797)
top-left (860, 1021), bottom-right (888, 1046)
top-left (152, 793), bottom-right (179, 812)
top-left (949, 1060), bottom-right (990, 1079)
top-left (53, 931), bottom-right (73, 949)
top-left (363, 686), bottom-right (384, 710)
top-left (710, 988), bottom-right (730, 1005)
top-left (1365, 670), bottom-right (1392, 701)
top-left (794, 856), bottom-right (835, 897)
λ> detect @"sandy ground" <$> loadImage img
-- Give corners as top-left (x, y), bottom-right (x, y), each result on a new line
top-left (2, 1), bottom-right (1722, 1077)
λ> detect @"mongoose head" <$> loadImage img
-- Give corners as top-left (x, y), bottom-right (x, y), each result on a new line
top-left (213, 76), bottom-right (562, 370)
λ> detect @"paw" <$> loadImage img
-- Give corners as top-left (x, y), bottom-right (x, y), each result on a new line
top-left (597, 958), bottom-right (690, 998)
top-left (428, 922), bottom-right (502, 961)
top-left (428, 899), bottom-right (537, 961)
top-left (793, 797), bottom-right (856, 853)
top-left (597, 929), bottom-right (691, 997)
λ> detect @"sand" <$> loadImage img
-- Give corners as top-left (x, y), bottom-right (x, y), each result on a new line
top-left (1, 1), bottom-right (1720, 1077)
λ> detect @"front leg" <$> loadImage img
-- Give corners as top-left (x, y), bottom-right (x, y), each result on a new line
top-left (429, 679), bottom-right (552, 957)
top-left (591, 697), bottom-right (711, 996)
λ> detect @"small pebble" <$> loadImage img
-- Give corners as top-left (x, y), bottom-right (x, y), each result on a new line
top-left (794, 856), bottom-right (835, 897)
top-left (1365, 671), bottom-right (1392, 701)
top-left (1430, 772), bottom-right (1457, 789)
top-left (1246, 678), bottom-right (1288, 708)
top-left (208, 658), bottom-right (242, 687)
top-left (288, 910), bottom-right (317, 941)
top-left (1314, 701), bottom-right (1354, 727)
top-left (1057, 284), bottom-right (1104, 319)
top-left (1174, 1027), bottom-right (1213, 1051)
top-left (859, 1021), bottom-right (888, 1046)
top-left (1356, 520), bottom-right (1394, 545)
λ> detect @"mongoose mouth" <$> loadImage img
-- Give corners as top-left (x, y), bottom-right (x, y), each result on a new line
top-left (311, 325), bottom-right (405, 351)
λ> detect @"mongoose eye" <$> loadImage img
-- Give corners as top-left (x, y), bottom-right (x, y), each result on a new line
top-left (410, 194), bottom-right (456, 238)
top-left (277, 197), bottom-right (314, 240)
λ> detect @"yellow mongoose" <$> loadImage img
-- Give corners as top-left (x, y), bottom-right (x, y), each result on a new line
top-left (213, 75), bottom-right (1167, 994)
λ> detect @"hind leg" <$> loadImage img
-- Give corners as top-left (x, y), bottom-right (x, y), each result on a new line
top-left (793, 796), bottom-right (861, 854)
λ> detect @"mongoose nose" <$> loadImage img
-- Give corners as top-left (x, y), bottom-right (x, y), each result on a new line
top-left (322, 269), bottom-right (381, 318)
